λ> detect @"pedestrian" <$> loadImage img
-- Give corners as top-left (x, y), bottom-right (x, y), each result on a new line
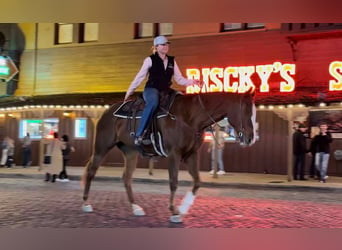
top-left (5, 137), bottom-right (15, 168)
top-left (22, 132), bottom-right (32, 167)
top-left (43, 132), bottom-right (65, 183)
top-left (124, 35), bottom-right (202, 145)
top-left (58, 134), bottom-right (75, 182)
top-left (208, 124), bottom-right (226, 175)
top-left (292, 123), bottom-right (308, 180)
top-left (0, 136), bottom-right (9, 167)
top-left (312, 122), bottom-right (333, 183)
top-left (309, 127), bottom-right (320, 179)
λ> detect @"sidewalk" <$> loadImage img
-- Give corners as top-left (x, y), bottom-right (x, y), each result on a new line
top-left (1, 165), bottom-right (342, 191)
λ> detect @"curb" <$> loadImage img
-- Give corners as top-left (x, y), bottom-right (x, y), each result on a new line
top-left (1, 173), bottom-right (341, 193)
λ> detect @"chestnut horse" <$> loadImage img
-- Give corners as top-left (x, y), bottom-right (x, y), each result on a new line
top-left (81, 91), bottom-right (256, 223)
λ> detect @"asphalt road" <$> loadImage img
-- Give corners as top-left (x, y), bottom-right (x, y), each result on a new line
top-left (0, 178), bottom-right (341, 228)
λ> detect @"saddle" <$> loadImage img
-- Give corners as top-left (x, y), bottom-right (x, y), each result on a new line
top-left (113, 89), bottom-right (181, 157)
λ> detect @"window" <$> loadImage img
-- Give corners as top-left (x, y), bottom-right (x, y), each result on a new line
top-left (83, 23), bottom-right (99, 42)
top-left (134, 23), bottom-right (173, 39)
top-left (74, 118), bottom-right (87, 138)
top-left (221, 23), bottom-right (265, 32)
top-left (55, 23), bottom-right (74, 44)
top-left (281, 23), bottom-right (342, 32)
top-left (55, 23), bottom-right (99, 44)
top-left (19, 118), bottom-right (59, 139)
top-left (159, 23), bottom-right (173, 36)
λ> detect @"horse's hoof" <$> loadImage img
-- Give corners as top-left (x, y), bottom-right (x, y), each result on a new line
top-left (82, 204), bottom-right (93, 213)
top-left (132, 204), bottom-right (145, 216)
top-left (170, 215), bottom-right (183, 223)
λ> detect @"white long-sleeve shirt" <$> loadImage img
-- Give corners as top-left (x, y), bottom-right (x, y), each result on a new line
top-left (125, 56), bottom-right (195, 100)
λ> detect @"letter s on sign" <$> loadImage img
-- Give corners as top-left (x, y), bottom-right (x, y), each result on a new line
top-left (329, 61), bottom-right (342, 91)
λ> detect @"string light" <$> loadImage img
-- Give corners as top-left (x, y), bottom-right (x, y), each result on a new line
top-left (0, 101), bottom-right (338, 116)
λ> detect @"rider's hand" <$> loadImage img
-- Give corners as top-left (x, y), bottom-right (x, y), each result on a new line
top-left (124, 94), bottom-right (131, 102)
top-left (193, 79), bottom-right (203, 88)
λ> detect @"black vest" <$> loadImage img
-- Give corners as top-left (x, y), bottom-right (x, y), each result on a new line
top-left (145, 53), bottom-right (174, 92)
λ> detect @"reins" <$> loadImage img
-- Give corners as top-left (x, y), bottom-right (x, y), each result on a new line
top-left (197, 93), bottom-right (246, 143)
top-left (197, 94), bottom-right (221, 145)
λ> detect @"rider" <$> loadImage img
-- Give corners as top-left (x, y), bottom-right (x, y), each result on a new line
top-left (124, 35), bottom-right (202, 146)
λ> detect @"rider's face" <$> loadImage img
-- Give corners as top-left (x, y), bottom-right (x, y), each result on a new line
top-left (156, 43), bottom-right (169, 54)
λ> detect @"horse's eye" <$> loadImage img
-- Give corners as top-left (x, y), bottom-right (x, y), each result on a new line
top-left (238, 132), bottom-right (243, 138)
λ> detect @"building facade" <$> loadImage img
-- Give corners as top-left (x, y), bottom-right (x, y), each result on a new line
top-left (0, 23), bottom-right (341, 176)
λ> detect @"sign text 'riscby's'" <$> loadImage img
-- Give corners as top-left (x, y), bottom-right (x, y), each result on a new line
top-left (186, 61), bottom-right (342, 93)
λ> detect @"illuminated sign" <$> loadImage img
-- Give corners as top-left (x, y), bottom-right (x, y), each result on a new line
top-left (329, 61), bottom-right (342, 91)
top-left (0, 56), bottom-right (19, 82)
top-left (0, 66), bottom-right (10, 75)
top-left (186, 61), bottom-right (342, 94)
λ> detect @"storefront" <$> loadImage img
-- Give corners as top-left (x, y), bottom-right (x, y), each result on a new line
top-left (0, 23), bottom-right (341, 177)
top-left (184, 60), bottom-right (342, 178)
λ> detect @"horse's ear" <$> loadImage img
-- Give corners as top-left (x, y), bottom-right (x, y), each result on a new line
top-left (250, 88), bottom-right (256, 98)
top-left (244, 87), bottom-right (255, 98)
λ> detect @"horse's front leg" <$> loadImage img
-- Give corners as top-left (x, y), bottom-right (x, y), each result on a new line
top-left (177, 152), bottom-right (199, 216)
top-left (121, 149), bottom-right (145, 216)
top-left (184, 152), bottom-right (201, 195)
top-left (81, 153), bottom-right (105, 212)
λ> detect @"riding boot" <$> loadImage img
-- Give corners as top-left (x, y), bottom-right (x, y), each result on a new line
top-left (134, 136), bottom-right (143, 146)
top-left (45, 173), bottom-right (51, 182)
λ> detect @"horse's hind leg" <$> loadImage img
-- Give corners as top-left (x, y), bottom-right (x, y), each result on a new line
top-left (121, 148), bottom-right (145, 216)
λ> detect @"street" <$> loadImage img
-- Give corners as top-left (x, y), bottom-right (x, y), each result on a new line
top-left (0, 177), bottom-right (341, 228)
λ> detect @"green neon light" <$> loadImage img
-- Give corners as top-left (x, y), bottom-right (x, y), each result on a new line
top-left (0, 66), bottom-right (9, 75)
top-left (27, 120), bottom-right (43, 124)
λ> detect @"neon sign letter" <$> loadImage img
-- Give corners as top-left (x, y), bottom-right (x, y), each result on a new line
top-left (256, 64), bottom-right (273, 92)
top-left (223, 67), bottom-right (239, 92)
top-left (329, 61), bottom-right (342, 91)
top-left (279, 64), bottom-right (296, 92)
top-left (186, 62), bottom-right (296, 94)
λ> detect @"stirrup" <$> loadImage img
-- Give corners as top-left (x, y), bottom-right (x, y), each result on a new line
top-left (134, 136), bottom-right (143, 146)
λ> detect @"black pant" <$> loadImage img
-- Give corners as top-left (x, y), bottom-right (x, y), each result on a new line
top-left (293, 153), bottom-right (306, 179)
top-left (59, 158), bottom-right (69, 179)
top-left (6, 156), bottom-right (13, 168)
top-left (22, 148), bottom-right (31, 166)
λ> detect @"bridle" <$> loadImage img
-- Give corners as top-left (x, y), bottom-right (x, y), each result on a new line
top-left (197, 94), bottom-right (247, 143)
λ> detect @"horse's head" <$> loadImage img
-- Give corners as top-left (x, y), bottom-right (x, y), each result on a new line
top-left (228, 91), bottom-right (257, 146)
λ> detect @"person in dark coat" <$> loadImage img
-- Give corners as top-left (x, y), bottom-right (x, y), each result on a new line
top-left (58, 134), bottom-right (75, 182)
top-left (292, 123), bottom-right (308, 180)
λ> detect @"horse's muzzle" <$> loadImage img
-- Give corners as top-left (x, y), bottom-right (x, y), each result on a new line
top-left (239, 136), bottom-right (255, 147)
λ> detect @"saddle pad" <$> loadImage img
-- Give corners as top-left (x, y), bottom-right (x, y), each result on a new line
top-left (113, 90), bottom-right (182, 119)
